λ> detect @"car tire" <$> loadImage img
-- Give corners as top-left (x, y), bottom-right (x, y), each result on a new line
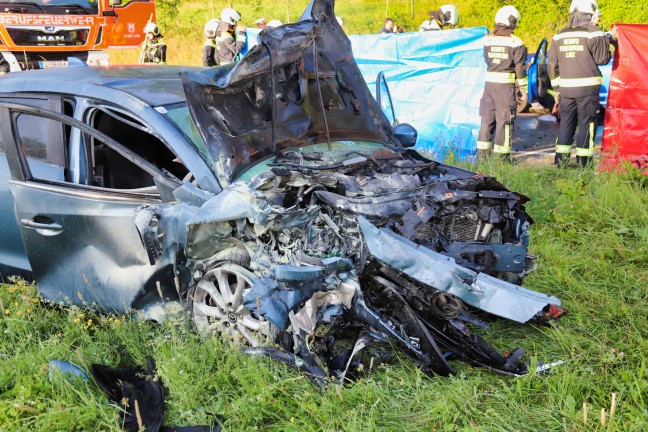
top-left (188, 263), bottom-right (272, 347)
top-left (516, 86), bottom-right (530, 113)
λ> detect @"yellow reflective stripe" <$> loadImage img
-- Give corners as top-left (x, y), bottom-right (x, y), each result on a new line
top-left (484, 35), bottom-right (525, 48)
top-left (574, 121), bottom-right (596, 157)
top-left (517, 77), bottom-right (528, 86)
top-left (498, 123), bottom-right (512, 153)
top-left (555, 144), bottom-right (572, 154)
top-left (560, 77), bottom-right (603, 87)
top-left (485, 71), bottom-right (516, 84)
top-left (477, 141), bottom-right (492, 150)
top-left (494, 144), bottom-right (511, 154)
top-left (547, 89), bottom-right (557, 98)
top-left (551, 78), bottom-right (560, 87)
top-left (553, 31), bottom-right (605, 40)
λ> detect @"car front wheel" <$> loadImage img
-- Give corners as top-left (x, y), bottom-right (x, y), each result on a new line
top-left (188, 263), bottom-right (272, 347)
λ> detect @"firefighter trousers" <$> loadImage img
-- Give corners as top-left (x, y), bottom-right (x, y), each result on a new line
top-left (477, 83), bottom-right (516, 159)
top-left (555, 93), bottom-right (600, 167)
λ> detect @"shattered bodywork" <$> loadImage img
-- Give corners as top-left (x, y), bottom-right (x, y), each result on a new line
top-left (175, 0), bottom-right (564, 380)
top-left (0, 0), bottom-right (565, 381)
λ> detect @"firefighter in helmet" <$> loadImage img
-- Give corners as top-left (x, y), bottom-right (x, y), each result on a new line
top-left (476, 6), bottom-right (527, 161)
top-left (548, 0), bottom-right (614, 167)
top-left (203, 19), bottom-right (220, 67)
top-left (419, 4), bottom-right (459, 31)
top-left (141, 23), bottom-right (167, 64)
top-left (216, 8), bottom-right (246, 65)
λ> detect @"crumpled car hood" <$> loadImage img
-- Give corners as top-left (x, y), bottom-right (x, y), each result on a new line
top-left (180, 0), bottom-right (398, 187)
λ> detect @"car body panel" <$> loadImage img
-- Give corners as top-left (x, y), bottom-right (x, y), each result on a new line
top-left (181, 4), bottom-right (398, 187)
top-left (0, 0), bottom-right (565, 378)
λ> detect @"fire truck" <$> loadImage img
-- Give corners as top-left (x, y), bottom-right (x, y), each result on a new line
top-left (0, 0), bottom-right (156, 72)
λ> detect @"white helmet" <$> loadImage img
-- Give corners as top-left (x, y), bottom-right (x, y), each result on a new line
top-left (439, 5), bottom-right (459, 26)
top-left (267, 20), bottom-right (283, 28)
top-left (220, 8), bottom-right (241, 25)
top-left (570, 0), bottom-right (597, 14)
top-left (144, 22), bottom-right (160, 36)
top-left (204, 19), bottom-right (220, 38)
top-left (495, 5), bottom-right (521, 29)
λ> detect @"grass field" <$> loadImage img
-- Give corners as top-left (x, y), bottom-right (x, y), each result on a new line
top-left (1, 161), bottom-right (647, 431)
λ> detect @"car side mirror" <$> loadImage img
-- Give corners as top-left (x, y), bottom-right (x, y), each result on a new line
top-left (109, 0), bottom-right (122, 6)
top-left (393, 123), bottom-right (417, 148)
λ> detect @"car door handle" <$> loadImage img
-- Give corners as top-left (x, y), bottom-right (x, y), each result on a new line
top-left (20, 218), bottom-right (63, 232)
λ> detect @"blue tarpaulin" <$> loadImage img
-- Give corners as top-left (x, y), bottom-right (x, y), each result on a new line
top-left (245, 27), bottom-right (488, 160)
top-left (348, 28), bottom-right (488, 160)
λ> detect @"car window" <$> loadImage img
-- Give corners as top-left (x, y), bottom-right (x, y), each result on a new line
top-left (16, 114), bottom-right (66, 167)
top-left (87, 106), bottom-right (189, 189)
top-left (163, 104), bottom-right (211, 163)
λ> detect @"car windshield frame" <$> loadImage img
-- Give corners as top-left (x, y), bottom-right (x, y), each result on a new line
top-left (161, 102), bottom-right (215, 171)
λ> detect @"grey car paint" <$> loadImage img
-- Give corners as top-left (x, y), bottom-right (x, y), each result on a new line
top-left (0, 0), bottom-right (565, 378)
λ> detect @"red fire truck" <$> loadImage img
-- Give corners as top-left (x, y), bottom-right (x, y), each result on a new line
top-left (0, 0), bottom-right (156, 71)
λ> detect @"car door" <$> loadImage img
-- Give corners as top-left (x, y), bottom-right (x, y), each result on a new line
top-left (0, 95), bottom-right (65, 282)
top-left (0, 100), bottom-right (184, 312)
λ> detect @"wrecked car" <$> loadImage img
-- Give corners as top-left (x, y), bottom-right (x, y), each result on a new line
top-left (0, 0), bottom-right (564, 381)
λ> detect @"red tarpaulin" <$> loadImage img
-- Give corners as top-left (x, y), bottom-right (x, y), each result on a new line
top-left (602, 24), bottom-right (648, 172)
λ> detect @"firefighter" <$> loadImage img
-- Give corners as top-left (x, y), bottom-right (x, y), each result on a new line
top-left (141, 23), bottom-right (167, 64)
top-left (419, 4), bottom-right (459, 31)
top-left (203, 19), bottom-right (220, 67)
top-left (0, 53), bottom-right (9, 74)
top-left (216, 8), bottom-right (246, 65)
top-left (476, 6), bottom-right (527, 161)
top-left (548, 0), bottom-right (614, 167)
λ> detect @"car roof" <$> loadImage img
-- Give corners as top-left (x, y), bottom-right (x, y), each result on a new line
top-left (0, 65), bottom-right (206, 107)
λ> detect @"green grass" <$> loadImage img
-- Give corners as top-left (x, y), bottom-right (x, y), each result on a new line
top-left (1, 163), bottom-right (647, 431)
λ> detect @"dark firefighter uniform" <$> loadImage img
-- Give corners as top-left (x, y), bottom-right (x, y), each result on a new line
top-left (0, 53), bottom-right (9, 74)
top-left (143, 38), bottom-right (167, 64)
top-left (476, 33), bottom-right (527, 159)
top-left (203, 38), bottom-right (218, 67)
top-left (216, 28), bottom-right (246, 65)
top-left (548, 23), bottom-right (611, 166)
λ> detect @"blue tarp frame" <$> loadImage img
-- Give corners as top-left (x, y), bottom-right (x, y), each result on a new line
top-left (244, 27), bottom-right (489, 161)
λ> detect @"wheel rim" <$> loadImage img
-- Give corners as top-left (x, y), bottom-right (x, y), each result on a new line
top-left (191, 264), bottom-right (271, 347)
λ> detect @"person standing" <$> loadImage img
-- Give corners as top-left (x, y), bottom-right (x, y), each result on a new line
top-left (202, 19), bottom-right (220, 67)
top-left (548, 0), bottom-right (614, 167)
top-left (216, 8), bottom-right (246, 65)
top-left (0, 53), bottom-right (9, 74)
top-left (141, 23), bottom-right (167, 64)
top-left (379, 18), bottom-right (403, 34)
top-left (140, 22), bottom-right (166, 64)
top-left (476, 6), bottom-right (527, 161)
top-left (419, 4), bottom-right (459, 31)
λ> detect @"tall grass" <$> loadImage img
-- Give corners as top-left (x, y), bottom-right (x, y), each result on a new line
top-left (2, 164), bottom-right (647, 431)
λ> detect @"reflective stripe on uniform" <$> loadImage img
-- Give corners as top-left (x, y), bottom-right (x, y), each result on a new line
top-left (477, 141), bottom-right (492, 150)
top-left (485, 71), bottom-right (516, 84)
top-left (484, 35), bottom-right (525, 47)
top-left (494, 144), bottom-right (511, 154)
top-left (575, 121), bottom-right (596, 157)
top-left (494, 123), bottom-right (512, 154)
top-left (555, 144), bottom-right (572, 154)
top-left (559, 77), bottom-right (603, 87)
top-left (517, 77), bottom-right (528, 86)
top-left (551, 77), bottom-right (560, 87)
top-left (553, 31), bottom-right (605, 40)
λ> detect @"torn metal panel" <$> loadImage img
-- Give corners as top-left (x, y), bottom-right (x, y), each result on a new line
top-left (358, 216), bottom-right (561, 323)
